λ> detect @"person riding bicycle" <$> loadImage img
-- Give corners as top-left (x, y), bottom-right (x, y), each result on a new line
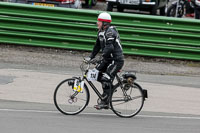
top-left (85, 12), bottom-right (124, 109)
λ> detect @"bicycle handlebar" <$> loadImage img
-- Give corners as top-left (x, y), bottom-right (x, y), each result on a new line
top-left (83, 57), bottom-right (102, 65)
top-left (80, 57), bottom-right (102, 74)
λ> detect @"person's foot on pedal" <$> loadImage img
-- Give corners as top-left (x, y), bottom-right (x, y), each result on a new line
top-left (94, 101), bottom-right (109, 110)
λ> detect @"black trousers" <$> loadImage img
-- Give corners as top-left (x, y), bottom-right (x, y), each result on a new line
top-left (96, 60), bottom-right (124, 100)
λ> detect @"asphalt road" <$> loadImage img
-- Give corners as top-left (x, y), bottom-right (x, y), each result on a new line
top-left (0, 101), bottom-right (200, 133)
top-left (0, 2), bottom-right (199, 132)
top-left (0, 44), bottom-right (200, 133)
top-left (3, 91), bottom-right (200, 132)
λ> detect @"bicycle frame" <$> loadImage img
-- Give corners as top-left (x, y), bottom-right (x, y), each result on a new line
top-left (84, 77), bottom-right (104, 100)
top-left (82, 72), bottom-right (127, 102)
top-left (77, 59), bottom-right (135, 104)
top-left (54, 59), bottom-right (147, 118)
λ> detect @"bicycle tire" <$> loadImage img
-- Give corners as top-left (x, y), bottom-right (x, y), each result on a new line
top-left (54, 78), bottom-right (90, 115)
top-left (110, 82), bottom-right (144, 118)
top-left (167, 4), bottom-right (176, 17)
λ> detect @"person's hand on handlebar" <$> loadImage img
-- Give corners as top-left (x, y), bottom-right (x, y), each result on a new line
top-left (84, 57), bottom-right (91, 63)
top-left (84, 57), bottom-right (99, 65)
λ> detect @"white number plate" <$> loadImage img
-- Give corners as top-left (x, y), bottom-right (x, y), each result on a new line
top-left (118, 0), bottom-right (140, 5)
top-left (87, 69), bottom-right (99, 81)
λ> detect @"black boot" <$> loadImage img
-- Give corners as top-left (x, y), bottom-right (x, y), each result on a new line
top-left (94, 92), bottom-right (109, 110)
top-left (94, 100), bottom-right (109, 110)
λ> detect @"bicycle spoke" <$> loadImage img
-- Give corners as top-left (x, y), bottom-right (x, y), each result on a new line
top-left (130, 95), bottom-right (143, 100)
top-left (110, 83), bottom-right (144, 118)
top-left (54, 78), bottom-right (89, 115)
top-left (76, 97), bottom-right (87, 102)
top-left (112, 101), bottom-right (126, 106)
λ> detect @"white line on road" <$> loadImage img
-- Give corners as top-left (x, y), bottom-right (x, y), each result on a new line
top-left (0, 108), bottom-right (200, 120)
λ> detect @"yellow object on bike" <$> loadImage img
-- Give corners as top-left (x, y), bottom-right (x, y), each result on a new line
top-left (73, 79), bottom-right (84, 93)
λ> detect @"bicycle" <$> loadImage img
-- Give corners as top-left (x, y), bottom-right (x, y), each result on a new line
top-left (53, 58), bottom-right (148, 118)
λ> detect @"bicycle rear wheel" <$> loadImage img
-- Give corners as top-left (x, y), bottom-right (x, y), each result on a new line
top-left (110, 83), bottom-right (144, 118)
top-left (54, 78), bottom-right (90, 115)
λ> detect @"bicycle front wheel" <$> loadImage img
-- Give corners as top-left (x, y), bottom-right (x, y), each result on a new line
top-left (54, 78), bottom-right (90, 115)
top-left (110, 83), bottom-right (144, 118)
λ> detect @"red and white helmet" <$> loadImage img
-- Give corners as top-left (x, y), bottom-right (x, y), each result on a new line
top-left (97, 12), bottom-right (112, 23)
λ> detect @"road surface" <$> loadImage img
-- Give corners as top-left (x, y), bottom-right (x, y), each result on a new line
top-left (0, 44), bottom-right (200, 133)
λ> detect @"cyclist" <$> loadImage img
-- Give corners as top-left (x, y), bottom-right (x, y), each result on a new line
top-left (85, 12), bottom-right (124, 109)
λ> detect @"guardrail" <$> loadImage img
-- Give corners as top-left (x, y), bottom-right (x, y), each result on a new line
top-left (0, 2), bottom-right (200, 61)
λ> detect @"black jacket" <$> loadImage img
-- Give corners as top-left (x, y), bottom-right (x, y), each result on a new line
top-left (90, 26), bottom-right (124, 62)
